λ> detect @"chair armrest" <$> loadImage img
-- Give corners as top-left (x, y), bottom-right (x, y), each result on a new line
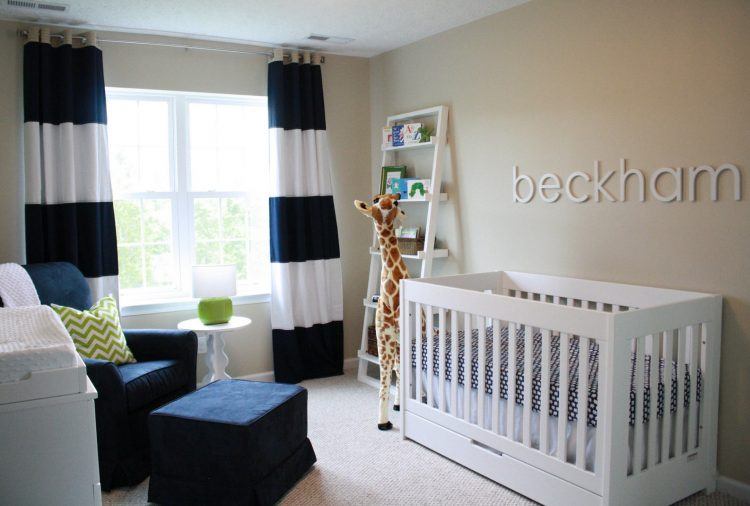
top-left (124, 329), bottom-right (198, 390)
top-left (83, 358), bottom-right (127, 412)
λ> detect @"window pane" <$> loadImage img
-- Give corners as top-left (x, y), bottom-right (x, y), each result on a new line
top-left (139, 146), bottom-right (170, 191)
top-left (110, 146), bottom-right (138, 195)
top-left (217, 104), bottom-right (246, 147)
top-left (195, 241), bottom-right (222, 265)
top-left (142, 199), bottom-right (172, 243)
top-left (144, 244), bottom-right (174, 288)
top-left (190, 147), bottom-right (217, 191)
top-left (217, 147), bottom-right (245, 190)
top-left (117, 245), bottom-right (143, 289)
top-left (189, 103), bottom-right (216, 148)
top-left (108, 99), bottom-right (138, 146)
top-left (107, 97), bottom-right (171, 194)
top-left (114, 200), bottom-right (141, 244)
top-left (113, 197), bottom-right (177, 292)
top-left (193, 198), bottom-right (220, 241)
top-left (223, 241), bottom-right (247, 280)
top-left (221, 198), bottom-right (247, 239)
top-left (138, 101), bottom-right (168, 147)
top-left (189, 101), bottom-right (267, 192)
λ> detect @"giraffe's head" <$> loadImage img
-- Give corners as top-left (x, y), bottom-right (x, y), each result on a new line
top-left (354, 193), bottom-right (405, 230)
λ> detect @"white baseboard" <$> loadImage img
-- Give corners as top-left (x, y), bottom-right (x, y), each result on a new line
top-left (238, 357), bottom-right (359, 383)
top-left (343, 356), bottom-right (358, 371)
top-left (717, 475), bottom-right (750, 503)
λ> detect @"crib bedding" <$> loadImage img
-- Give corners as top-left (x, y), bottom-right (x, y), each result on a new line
top-left (411, 325), bottom-right (702, 428)
top-left (417, 368), bottom-right (599, 470)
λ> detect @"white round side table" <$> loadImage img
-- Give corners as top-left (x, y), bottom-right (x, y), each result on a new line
top-left (178, 316), bottom-right (252, 387)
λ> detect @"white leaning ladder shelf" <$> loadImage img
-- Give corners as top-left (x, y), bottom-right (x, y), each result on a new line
top-left (357, 105), bottom-right (451, 387)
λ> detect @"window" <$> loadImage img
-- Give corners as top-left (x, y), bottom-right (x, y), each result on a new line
top-left (107, 89), bottom-right (270, 308)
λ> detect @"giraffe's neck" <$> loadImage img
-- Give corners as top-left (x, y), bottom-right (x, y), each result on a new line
top-left (375, 224), bottom-right (408, 306)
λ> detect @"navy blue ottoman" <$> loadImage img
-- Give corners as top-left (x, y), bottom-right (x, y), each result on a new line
top-left (148, 380), bottom-right (316, 505)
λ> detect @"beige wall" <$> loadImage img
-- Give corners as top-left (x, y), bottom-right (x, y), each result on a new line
top-left (0, 21), bottom-right (372, 379)
top-left (0, 22), bottom-right (24, 262)
top-left (369, 0), bottom-right (750, 482)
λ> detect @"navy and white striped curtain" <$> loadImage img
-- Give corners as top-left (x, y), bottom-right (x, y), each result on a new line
top-left (23, 28), bottom-right (118, 300)
top-left (268, 49), bottom-right (343, 383)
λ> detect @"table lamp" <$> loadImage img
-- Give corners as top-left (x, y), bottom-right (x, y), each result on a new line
top-left (192, 264), bottom-right (237, 325)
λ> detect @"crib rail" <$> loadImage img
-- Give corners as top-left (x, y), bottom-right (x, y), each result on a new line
top-left (399, 272), bottom-right (721, 502)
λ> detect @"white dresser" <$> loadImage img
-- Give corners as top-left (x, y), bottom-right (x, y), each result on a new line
top-left (0, 375), bottom-right (101, 505)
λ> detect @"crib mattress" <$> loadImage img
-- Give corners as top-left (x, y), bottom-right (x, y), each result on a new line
top-left (411, 325), bottom-right (701, 428)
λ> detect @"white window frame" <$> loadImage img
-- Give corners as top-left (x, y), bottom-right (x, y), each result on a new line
top-left (106, 88), bottom-right (270, 315)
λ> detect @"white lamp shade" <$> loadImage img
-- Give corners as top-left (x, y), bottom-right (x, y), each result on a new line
top-left (192, 264), bottom-right (237, 298)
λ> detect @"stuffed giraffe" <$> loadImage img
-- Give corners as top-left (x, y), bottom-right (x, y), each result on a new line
top-left (355, 193), bottom-right (408, 430)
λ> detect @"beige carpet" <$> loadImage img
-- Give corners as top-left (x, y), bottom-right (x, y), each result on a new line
top-left (104, 372), bottom-right (743, 505)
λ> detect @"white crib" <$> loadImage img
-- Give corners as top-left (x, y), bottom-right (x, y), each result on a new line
top-left (399, 271), bottom-right (721, 506)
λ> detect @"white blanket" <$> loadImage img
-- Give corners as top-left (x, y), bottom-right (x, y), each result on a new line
top-left (0, 263), bottom-right (40, 308)
top-left (0, 306), bottom-right (78, 383)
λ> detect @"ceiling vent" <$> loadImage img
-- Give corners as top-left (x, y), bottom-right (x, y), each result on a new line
top-left (6, 0), bottom-right (68, 12)
top-left (306, 34), bottom-right (354, 45)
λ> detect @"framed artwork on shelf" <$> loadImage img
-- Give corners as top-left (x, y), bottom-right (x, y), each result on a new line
top-left (391, 125), bottom-right (405, 147)
top-left (406, 178), bottom-right (431, 200)
top-left (396, 226), bottom-right (420, 239)
top-left (391, 177), bottom-right (414, 200)
top-left (381, 127), bottom-right (393, 148)
top-left (403, 122), bottom-right (422, 145)
top-left (380, 165), bottom-right (407, 195)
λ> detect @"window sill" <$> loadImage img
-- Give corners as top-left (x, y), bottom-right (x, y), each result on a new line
top-left (120, 293), bottom-right (270, 317)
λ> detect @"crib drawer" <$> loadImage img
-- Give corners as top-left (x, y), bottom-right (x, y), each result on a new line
top-left (404, 411), bottom-right (602, 506)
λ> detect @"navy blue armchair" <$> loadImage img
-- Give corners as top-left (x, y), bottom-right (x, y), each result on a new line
top-left (22, 262), bottom-right (198, 491)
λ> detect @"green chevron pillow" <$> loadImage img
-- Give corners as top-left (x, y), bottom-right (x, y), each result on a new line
top-left (52, 295), bottom-right (136, 364)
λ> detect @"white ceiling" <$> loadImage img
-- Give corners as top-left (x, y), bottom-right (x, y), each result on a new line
top-left (0, 0), bottom-right (529, 57)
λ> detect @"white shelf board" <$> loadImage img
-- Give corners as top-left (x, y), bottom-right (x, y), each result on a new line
top-left (399, 193), bottom-right (448, 203)
top-left (363, 298), bottom-right (377, 309)
top-left (369, 247), bottom-right (449, 260)
top-left (357, 350), bottom-right (379, 365)
top-left (387, 105), bottom-right (443, 122)
top-left (382, 141), bottom-right (435, 152)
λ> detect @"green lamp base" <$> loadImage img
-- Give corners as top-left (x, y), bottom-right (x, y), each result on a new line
top-left (197, 297), bottom-right (234, 325)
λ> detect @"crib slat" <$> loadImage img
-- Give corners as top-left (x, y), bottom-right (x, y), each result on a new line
top-left (507, 322), bottom-right (517, 439)
top-left (540, 329), bottom-right (551, 454)
top-left (557, 332), bottom-right (569, 462)
top-left (438, 308), bottom-right (446, 413)
top-left (697, 324), bottom-right (708, 450)
top-left (415, 303), bottom-right (422, 404)
top-left (647, 334), bottom-right (659, 469)
top-left (661, 330), bottom-right (673, 462)
top-left (492, 319), bottom-right (501, 434)
top-left (426, 305), bottom-right (434, 409)
top-left (632, 336), bottom-right (645, 475)
top-left (575, 336), bottom-right (589, 469)
top-left (522, 325), bottom-right (533, 447)
top-left (464, 312), bottom-right (472, 423)
top-left (450, 310), bottom-right (459, 417)
top-left (477, 316), bottom-right (486, 428)
top-left (688, 324), bottom-right (699, 450)
top-left (675, 327), bottom-right (686, 457)
top-left (593, 339), bottom-right (606, 478)
top-left (596, 302), bottom-right (604, 312)
top-left (404, 301), bottom-right (412, 405)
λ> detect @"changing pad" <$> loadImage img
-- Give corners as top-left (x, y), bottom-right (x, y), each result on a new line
top-left (0, 306), bottom-right (79, 384)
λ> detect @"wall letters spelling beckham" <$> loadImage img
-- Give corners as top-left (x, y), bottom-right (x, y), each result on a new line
top-left (512, 159), bottom-right (742, 203)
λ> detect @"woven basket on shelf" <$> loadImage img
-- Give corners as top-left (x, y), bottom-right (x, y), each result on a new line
top-left (367, 325), bottom-right (378, 356)
top-left (397, 237), bottom-right (425, 256)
